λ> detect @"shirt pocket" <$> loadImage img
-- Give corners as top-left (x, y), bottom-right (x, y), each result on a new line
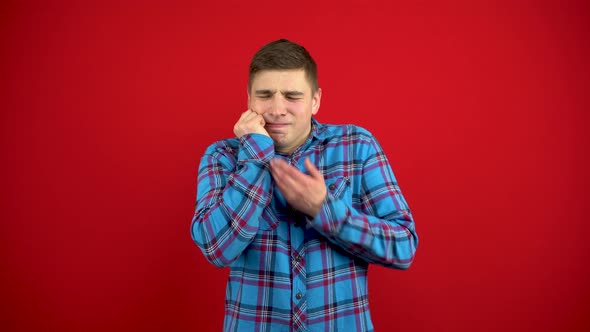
top-left (325, 175), bottom-right (351, 200)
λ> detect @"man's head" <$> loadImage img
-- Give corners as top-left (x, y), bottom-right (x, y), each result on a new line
top-left (247, 39), bottom-right (322, 154)
top-left (248, 39), bottom-right (319, 94)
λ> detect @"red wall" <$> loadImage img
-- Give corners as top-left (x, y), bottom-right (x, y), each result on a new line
top-left (1, 1), bottom-right (588, 331)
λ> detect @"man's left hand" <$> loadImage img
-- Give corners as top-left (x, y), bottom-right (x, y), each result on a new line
top-left (270, 157), bottom-right (327, 218)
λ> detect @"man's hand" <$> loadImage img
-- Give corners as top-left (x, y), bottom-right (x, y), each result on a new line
top-left (270, 157), bottom-right (327, 217)
top-left (233, 109), bottom-right (269, 138)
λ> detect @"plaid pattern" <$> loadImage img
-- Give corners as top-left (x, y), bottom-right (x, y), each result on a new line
top-left (192, 118), bottom-right (418, 332)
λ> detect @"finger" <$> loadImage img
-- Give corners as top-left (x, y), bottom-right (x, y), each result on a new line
top-left (271, 159), bottom-right (309, 190)
top-left (271, 159), bottom-right (301, 181)
top-left (284, 163), bottom-right (309, 183)
top-left (249, 109), bottom-right (264, 119)
top-left (270, 160), bottom-right (290, 184)
top-left (273, 171), bottom-right (302, 202)
top-left (270, 165), bottom-right (290, 193)
top-left (242, 109), bottom-right (258, 121)
top-left (270, 158), bottom-right (288, 169)
top-left (271, 169), bottom-right (288, 192)
top-left (246, 109), bottom-right (265, 125)
top-left (238, 110), bottom-right (255, 123)
top-left (258, 114), bottom-right (265, 126)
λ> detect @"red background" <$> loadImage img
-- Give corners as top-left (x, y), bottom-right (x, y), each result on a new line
top-left (1, 1), bottom-right (589, 331)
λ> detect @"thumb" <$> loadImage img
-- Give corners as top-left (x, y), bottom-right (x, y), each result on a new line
top-left (304, 158), bottom-right (323, 180)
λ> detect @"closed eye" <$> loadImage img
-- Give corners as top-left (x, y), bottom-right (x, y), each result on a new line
top-left (284, 92), bottom-right (304, 100)
top-left (254, 89), bottom-right (275, 99)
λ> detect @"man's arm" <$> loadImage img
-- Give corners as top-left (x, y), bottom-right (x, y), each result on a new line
top-left (191, 110), bottom-right (274, 267)
top-left (310, 135), bottom-right (418, 269)
top-left (190, 134), bottom-right (275, 267)
top-left (270, 133), bottom-right (418, 269)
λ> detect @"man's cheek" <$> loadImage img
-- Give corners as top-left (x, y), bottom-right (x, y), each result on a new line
top-left (252, 100), bottom-right (272, 114)
top-left (248, 100), bottom-right (260, 113)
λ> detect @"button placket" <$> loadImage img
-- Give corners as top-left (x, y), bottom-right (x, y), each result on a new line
top-left (289, 224), bottom-right (306, 324)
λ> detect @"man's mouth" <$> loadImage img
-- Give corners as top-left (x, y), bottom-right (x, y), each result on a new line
top-left (266, 123), bottom-right (289, 128)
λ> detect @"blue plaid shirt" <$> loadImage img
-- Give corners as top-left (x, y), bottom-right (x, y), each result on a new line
top-left (191, 118), bottom-right (418, 331)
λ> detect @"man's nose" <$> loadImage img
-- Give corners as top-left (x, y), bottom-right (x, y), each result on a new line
top-left (267, 96), bottom-right (287, 115)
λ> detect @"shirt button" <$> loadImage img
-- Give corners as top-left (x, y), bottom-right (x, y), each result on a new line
top-left (294, 255), bottom-right (302, 262)
top-left (295, 293), bottom-right (302, 300)
top-left (328, 184), bottom-right (336, 190)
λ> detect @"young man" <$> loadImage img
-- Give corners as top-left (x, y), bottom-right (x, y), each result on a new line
top-left (191, 39), bottom-right (418, 332)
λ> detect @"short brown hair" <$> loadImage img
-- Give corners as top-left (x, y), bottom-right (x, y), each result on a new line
top-left (248, 39), bottom-right (319, 93)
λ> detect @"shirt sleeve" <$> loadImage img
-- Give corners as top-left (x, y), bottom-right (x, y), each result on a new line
top-left (191, 134), bottom-right (275, 267)
top-left (307, 135), bottom-right (418, 270)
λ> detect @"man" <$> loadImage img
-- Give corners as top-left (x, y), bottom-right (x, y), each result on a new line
top-left (191, 39), bottom-right (418, 332)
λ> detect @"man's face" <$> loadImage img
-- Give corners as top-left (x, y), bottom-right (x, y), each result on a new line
top-left (248, 69), bottom-right (321, 154)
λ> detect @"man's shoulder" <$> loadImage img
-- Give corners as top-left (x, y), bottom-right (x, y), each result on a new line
top-left (202, 137), bottom-right (241, 156)
top-left (316, 121), bottom-right (375, 141)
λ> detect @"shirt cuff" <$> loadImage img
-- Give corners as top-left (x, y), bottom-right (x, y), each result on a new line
top-left (306, 194), bottom-right (349, 234)
top-left (238, 133), bottom-right (275, 164)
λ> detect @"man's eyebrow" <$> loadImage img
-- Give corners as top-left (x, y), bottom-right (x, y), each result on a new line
top-left (254, 89), bottom-right (276, 95)
top-left (281, 90), bottom-right (304, 96)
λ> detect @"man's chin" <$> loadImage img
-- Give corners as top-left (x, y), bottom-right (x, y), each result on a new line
top-left (269, 132), bottom-right (287, 141)
top-left (270, 136), bottom-right (288, 150)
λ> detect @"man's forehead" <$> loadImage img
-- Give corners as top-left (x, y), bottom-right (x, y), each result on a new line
top-left (254, 89), bottom-right (305, 95)
top-left (251, 69), bottom-right (309, 88)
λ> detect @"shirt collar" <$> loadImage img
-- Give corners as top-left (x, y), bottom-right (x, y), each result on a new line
top-left (310, 117), bottom-right (331, 140)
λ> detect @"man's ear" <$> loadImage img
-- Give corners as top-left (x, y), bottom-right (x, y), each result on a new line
top-left (312, 88), bottom-right (322, 115)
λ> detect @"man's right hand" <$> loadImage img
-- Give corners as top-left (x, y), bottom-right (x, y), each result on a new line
top-left (233, 109), bottom-right (270, 138)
